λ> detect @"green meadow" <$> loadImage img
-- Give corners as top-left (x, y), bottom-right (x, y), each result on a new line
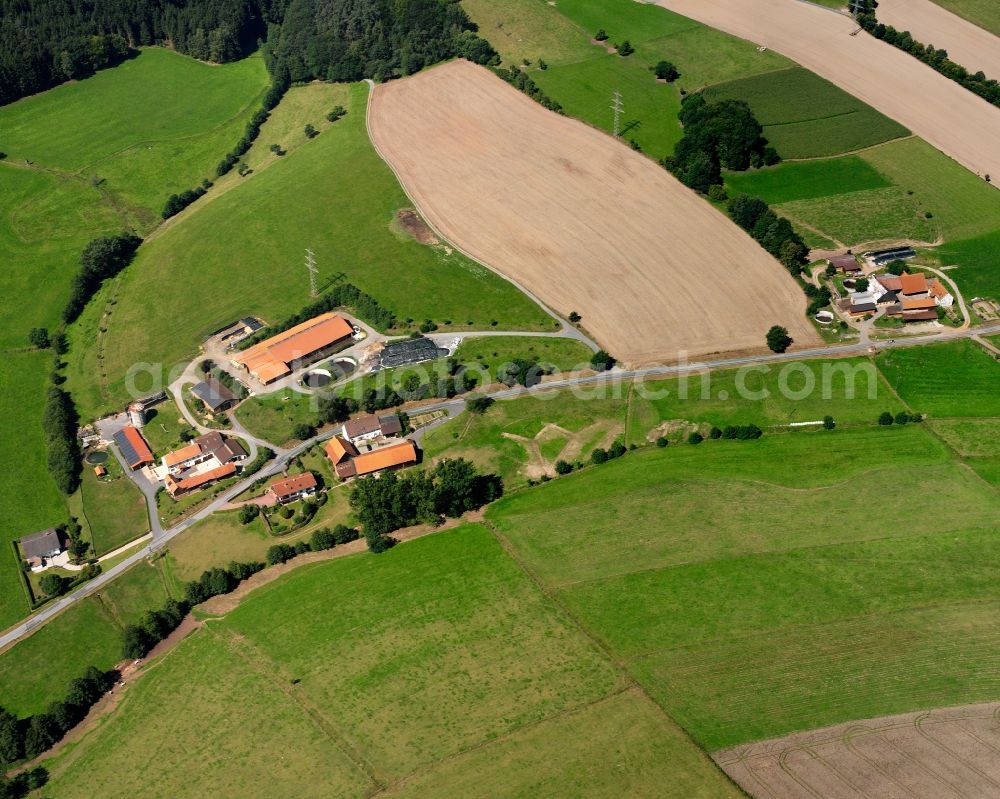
top-left (876, 340), bottom-right (1000, 418)
top-left (937, 228), bottom-right (1000, 300)
top-left (486, 422), bottom-right (1000, 750)
top-left (0, 48), bottom-right (268, 220)
top-left (702, 67), bottom-right (909, 159)
top-left (0, 354), bottom-right (68, 629)
top-left (724, 156), bottom-right (890, 205)
top-left (0, 561), bottom-right (169, 716)
top-left (72, 455), bottom-right (150, 556)
top-left (44, 526), bottom-right (741, 797)
top-left (933, 0), bottom-right (1000, 35)
top-left (73, 82), bottom-right (550, 419)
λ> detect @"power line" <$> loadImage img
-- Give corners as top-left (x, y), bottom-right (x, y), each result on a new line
top-left (305, 248), bottom-right (318, 298)
top-left (611, 90), bottom-right (623, 138)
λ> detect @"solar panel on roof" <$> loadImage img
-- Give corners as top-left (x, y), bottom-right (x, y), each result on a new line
top-left (379, 337), bottom-right (449, 368)
top-left (114, 429), bottom-right (142, 466)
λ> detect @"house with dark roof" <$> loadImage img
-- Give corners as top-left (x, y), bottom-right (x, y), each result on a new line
top-left (190, 378), bottom-right (238, 413)
top-left (114, 426), bottom-right (153, 470)
top-left (19, 528), bottom-right (64, 560)
top-left (267, 472), bottom-right (318, 504)
top-left (342, 413), bottom-right (403, 443)
top-left (828, 253), bottom-right (861, 273)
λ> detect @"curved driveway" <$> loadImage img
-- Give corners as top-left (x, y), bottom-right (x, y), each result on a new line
top-left (3, 316), bottom-right (1000, 653)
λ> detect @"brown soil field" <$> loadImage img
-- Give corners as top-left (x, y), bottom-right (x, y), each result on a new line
top-left (878, 0), bottom-right (1000, 78)
top-left (715, 701), bottom-right (1000, 798)
top-left (655, 0), bottom-right (1000, 182)
top-left (367, 59), bottom-right (819, 366)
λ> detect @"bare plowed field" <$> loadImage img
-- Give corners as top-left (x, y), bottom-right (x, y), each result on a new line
top-left (879, 0), bottom-right (1000, 78)
top-left (715, 702), bottom-right (1000, 798)
top-left (654, 0), bottom-right (1000, 182)
top-left (367, 60), bottom-right (818, 366)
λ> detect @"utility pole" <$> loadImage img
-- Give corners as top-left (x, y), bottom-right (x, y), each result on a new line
top-left (611, 90), bottom-right (623, 138)
top-left (305, 248), bottom-right (318, 298)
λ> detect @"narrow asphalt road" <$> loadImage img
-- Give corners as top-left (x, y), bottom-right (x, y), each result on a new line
top-left (3, 317), bottom-right (999, 652)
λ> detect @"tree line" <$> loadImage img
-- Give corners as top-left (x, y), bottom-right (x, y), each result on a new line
top-left (42, 386), bottom-right (81, 495)
top-left (858, 9), bottom-right (1000, 122)
top-left (726, 194), bottom-right (808, 275)
top-left (350, 458), bottom-right (502, 551)
top-left (0, 0), bottom-right (272, 105)
top-left (63, 234), bottom-right (142, 324)
top-left (0, 665), bottom-right (118, 767)
top-left (2, 0), bottom-right (499, 107)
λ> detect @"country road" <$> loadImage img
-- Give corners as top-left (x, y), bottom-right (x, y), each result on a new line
top-left (3, 315), bottom-right (998, 653)
top-left (654, 0), bottom-right (1000, 183)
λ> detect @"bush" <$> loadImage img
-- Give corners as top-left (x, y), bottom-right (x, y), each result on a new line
top-left (310, 528), bottom-right (336, 550)
top-left (878, 411), bottom-right (894, 426)
top-left (765, 325), bottom-right (793, 353)
top-left (161, 185), bottom-right (206, 219)
top-left (568, 311), bottom-right (582, 323)
top-left (823, 415), bottom-right (836, 430)
top-left (590, 350), bottom-right (616, 371)
top-left (28, 327), bottom-right (50, 349)
top-left (617, 40), bottom-right (634, 56)
top-left (655, 436), bottom-right (668, 447)
top-left (466, 395), bottom-right (494, 414)
top-left (265, 544), bottom-right (297, 566)
top-left (707, 184), bottom-right (728, 202)
top-left (63, 233), bottom-right (142, 324)
top-left (38, 574), bottom-right (66, 597)
top-left (594, 28), bottom-right (608, 41)
top-left (653, 60), bottom-right (680, 81)
top-left (304, 123), bottom-right (318, 139)
top-left (292, 423), bottom-right (314, 440)
top-left (554, 459), bottom-right (573, 475)
top-left (895, 411), bottom-right (910, 425)
top-left (238, 504), bottom-right (259, 525)
top-left (333, 524), bottom-right (360, 544)
top-left (608, 440), bottom-right (627, 459)
top-left (688, 431), bottom-right (704, 445)
top-left (326, 105), bottom-right (347, 122)
top-left (590, 448), bottom-right (608, 464)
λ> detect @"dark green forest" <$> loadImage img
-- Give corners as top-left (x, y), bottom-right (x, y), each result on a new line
top-left (0, 0), bottom-right (493, 105)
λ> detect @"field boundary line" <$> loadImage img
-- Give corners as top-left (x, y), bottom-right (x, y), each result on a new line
top-left (620, 596), bottom-right (1000, 665)
top-left (207, 623), bottom-right (386, 790)
top-left (549, 519), bottom-right (1000, 593)
top-left (370, 686), bottom-right (634, 797)
top-left (480, 517), bottom-right (746, 794)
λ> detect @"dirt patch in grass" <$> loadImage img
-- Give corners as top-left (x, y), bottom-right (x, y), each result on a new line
top-left (502, 421), bottom-right (622, 477)
top-left (396, 208), bottom-right (439, 246)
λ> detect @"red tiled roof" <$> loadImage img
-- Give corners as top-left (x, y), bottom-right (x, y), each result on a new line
top-left (116, 426), bottom-right (153, 468)
top-left (899, 272), bottom-right (928, 295)
top-left (268, 472), bottom-right (318, 500)
top-left (350, 440), bottom-right (418, 476)
top-left (233, 313), bottom-right (353, 383)
top-left (165, 463), bottom-right (237, 496)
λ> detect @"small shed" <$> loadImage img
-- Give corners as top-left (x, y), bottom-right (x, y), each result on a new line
top-left (828, 253), bottom-right (861, 273)
top-left (94, 465), bottom-right (107, 477)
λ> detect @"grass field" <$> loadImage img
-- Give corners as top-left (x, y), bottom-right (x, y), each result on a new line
top-left (724, 156), bottom-right (890, 205)
top-left (876, 340), bottom-right (1000, 417)
top-left (485, 419), bottom-right (1000, 751)
top-left (937, 228), bottom-right (1000, 300)
top-left (76, 455), bottom-right (150, 556)
top-left (0, 354), bottom-right (68, 629)
top-left (44, 629), bottom-right (372, 799)
top-left (532, 55), bottom-right (684, 157)
top-left (71, 81), bottom-right (550, 419)
top-left (0, 48), bottom-right (268, 220)
top-left (932, 0), bottom-right (1000, 35)
top-left (702, 67), bottom-right (909, 159)
top-left (0, 599), bottom-right (121, 717)
top-left (927, 418), bottom-right (1000, 458)
top-left (45, 525), bottom-right (742, 796)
